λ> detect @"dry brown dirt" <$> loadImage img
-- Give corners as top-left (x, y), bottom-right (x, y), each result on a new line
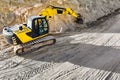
top-left (0, 0), bottom-right (120, 80)
top-left (0, 0), bottom-right (120, 32)
top-left (0, 13), bottom-right (120, 80)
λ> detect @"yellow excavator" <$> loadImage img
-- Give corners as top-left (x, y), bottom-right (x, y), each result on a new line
top-left (2, 5), bottom-right (83, 55)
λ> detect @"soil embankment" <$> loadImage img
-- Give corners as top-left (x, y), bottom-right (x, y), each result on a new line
top-left (0, 0), bottom-right (120, 32)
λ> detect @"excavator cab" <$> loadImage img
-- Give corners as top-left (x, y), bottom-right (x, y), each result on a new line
top-left (27, 16), bottom-right (49, 38)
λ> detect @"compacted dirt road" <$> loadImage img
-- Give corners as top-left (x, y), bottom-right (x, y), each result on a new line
top-left (1, 14), bottom-right (120, 80)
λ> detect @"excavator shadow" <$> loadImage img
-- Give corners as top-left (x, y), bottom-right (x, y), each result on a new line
top-left (20, 35), bottom-right (120, 74)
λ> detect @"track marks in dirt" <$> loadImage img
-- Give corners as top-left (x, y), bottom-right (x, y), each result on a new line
top-left (1, 15), bottom-right (120, 80)
top-left (0, 62), bottom-right (57, 80)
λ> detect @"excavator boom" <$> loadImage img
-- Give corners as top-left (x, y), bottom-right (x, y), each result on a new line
top-left (38, 5), bottom-right (83, 24)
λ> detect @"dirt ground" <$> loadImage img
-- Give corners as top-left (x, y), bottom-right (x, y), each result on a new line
top-left (0, 12), bottom-right (120, 80)
top-left (1, 0), bottom-right (120, 80)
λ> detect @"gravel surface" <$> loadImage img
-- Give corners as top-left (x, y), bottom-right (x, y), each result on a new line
top-left (0, 13), bottom-right (120, 80)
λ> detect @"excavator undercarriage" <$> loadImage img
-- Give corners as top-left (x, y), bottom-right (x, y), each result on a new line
top-left (14, 36), bottom-right (56, 55)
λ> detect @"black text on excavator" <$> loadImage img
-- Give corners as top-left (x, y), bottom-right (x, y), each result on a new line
top-left (2, 6), bottom-right (83, 55)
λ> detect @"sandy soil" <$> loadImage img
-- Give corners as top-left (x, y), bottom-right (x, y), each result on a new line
top-left (0, 12), bottom-right (120, 80)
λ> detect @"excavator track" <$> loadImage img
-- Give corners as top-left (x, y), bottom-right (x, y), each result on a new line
top-left (14, 36), bottom-right (56, 55)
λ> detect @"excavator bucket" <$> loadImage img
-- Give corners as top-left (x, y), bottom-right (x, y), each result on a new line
top-left (75, 14), bottom-right (84, 24)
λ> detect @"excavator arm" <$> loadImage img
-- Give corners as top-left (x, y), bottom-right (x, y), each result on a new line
top-left (38, 5), bottom-right (83, 24)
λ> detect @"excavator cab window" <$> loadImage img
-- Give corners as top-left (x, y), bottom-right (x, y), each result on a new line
top-left (32, 18), bottom-right (49, 36)
top-left (27, 17), bottom-right (49, 38)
